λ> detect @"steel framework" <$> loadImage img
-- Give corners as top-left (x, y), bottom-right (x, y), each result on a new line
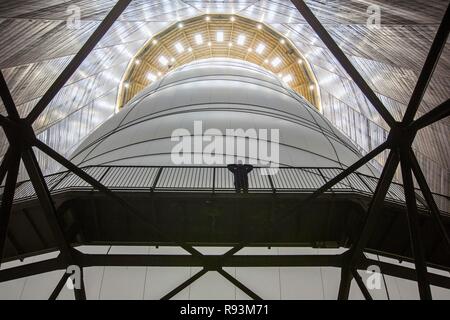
top-left (0, 0), bottom-right (449, 300)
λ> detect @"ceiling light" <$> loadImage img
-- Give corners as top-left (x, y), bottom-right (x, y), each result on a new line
top-left (175, 42), bottom-right (184, 53)
top-left (237, 34), bottom-right (246, 46)
top-left (282, 74), bottom-right (293, 83)
top-left (298, 59), bottom-right (303, 64)
top-left (228, 42), bottom-right (233, 47)
top-left (159, 56), bottom-right (169, 66)
top-left (188, 47), bottom-right (193, 52)
top-left (257, 24), bottom-right (263, 30)
top-left (280, 39), bottom-right (286, 44)
top-left (147, 72), bottom-right (157, 81)
top-left (124, 82), bottom-right (130, 88)
top-left (205, 16), bottom-right (211, 21)
top-left (195, 34), bottom-right (203, 45)
top-left (157, 71), bottom-right (162, 76)
top-left (309, 84), bottom-right (315, 90)
top-left (230, 16), bottom-right (236, 22)
top-left (264, 59), bottom-right (269, 64)
top-left (271, 57), bottom-right (282, 67)
top-left (208, 41), bottom-right (212, 47)
top-left (178, 22), bottom-right (184, 28)
top-left (255, 43), bottom-right (265, 54)
top-left (171, 57), bottom-right (176, 63)
top-left (216, 31), bottom-right (224, 42)
top-left (134, 59), bottom-right (141, 65)
top-left (247, 48), bottom-right (253, 52)
top-left (152, 39), bottom-right (158, 45)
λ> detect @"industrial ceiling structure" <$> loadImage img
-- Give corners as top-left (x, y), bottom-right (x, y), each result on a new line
top-left (118, 14), bottom-right (320, 109)
top-left (0, 0), bottom-right (449, 300)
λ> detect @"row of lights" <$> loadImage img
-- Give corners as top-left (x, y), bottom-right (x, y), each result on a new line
top-left (125, 16), bottom-right (309, 89)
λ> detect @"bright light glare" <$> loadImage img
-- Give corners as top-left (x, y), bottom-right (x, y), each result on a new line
top-left (175, 42), bottom-right (184, 53)
top-left (255, 43), bottom-right (265, 54)
top-left (237, 34), bottom-right (246, 46)
top-left (195, 34), bottom-right (203, 45)
top-left (216, 31), bottom-right (224, 42)
top-left (159, 56), bottom-right (169, 66)
top-left (147, 73), bottom-right (157, 81)
top-left (271, 57), bottom-right (282, 67)
top-left (282, 74), bottom-right (293, 83)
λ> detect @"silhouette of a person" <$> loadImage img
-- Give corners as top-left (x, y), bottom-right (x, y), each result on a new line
top-left (227, 160), bottom-right (253, 193)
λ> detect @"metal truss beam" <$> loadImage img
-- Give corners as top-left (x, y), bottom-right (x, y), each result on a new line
top-left (409, 99), bottom-right (450, 132)
top-left (161, 268), bottom-right (208, 300)
top-left (49, 272), bottom-right (70, 300)
top-left (0, 256), bottom-right (64, 282)
top-left (290, 0), bottom-right (396, 127)
top-left (21, 148), bottom-right (75, 265)
top-left (0, 148), bottom-right (12, 186)
top-left (0, 148), bottom-right (21, 264)
top-left (351, 269), bottom-right (372, 300)
top-left (79, 253), bottom-right (343, 268)
top-left (0, 71), bottom-right (20, 120)
top-left (32, 137), bottom-right (203, 259)
top-left (25, 0), bottom-right (133, 124)
top-left (1, 252), bottom-right (449, 291)
top-left (409, 150), bottom-right (450, 256)
top-left (402, 3), bottom-right (450, 124)
top-left (347, 151), bottom-right (399, 266)
top-left (400, 147), bottom-right (432, 299)
top-left (217, 268), bottom-right (262, 300)
top-left (337, 151), bottom-right (400, 299)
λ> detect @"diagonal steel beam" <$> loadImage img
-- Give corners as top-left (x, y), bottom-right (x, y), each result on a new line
top-left (409, 99), bottom-right (450, 132)
top-left (25, 0), bottom-right (133, 124)
top-left (21, 148), bottom-right (75, 264)
top-left (351, 269), bottom-right (373, 300)
top-left (409, 149), bottom-right (450, 256)
top-left (217, 268), bottom-right (262, 300)
top-left (347, 150), bottom-right (400, 268)
top-left (0, 147), bottom-right (12, 186)
top-left (32, 137), bottom-right (203, 259)
top-left (0, 147), bottom-right (21, 265)
top-left (290, 0), bottom-right (396, 127)
top-left (161, 268), bottom-right (208, 300)
top-left (399, 147), bottom-right (432, 300)
top-left (49, 272), bottom-right (71, 300)
top-left (337, 265), bottom-right (352, 300)
top-left (0, 71), bottom-right (20, 120)
top-left (402, 3), bottom-right (450, 124)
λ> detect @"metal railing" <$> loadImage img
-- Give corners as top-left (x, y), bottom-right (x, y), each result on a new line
top-left (6, 165), bottom-right (450, 214)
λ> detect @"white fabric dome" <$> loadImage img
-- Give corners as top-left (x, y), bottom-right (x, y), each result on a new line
top-left (69, 58), bottom-right (377, 176)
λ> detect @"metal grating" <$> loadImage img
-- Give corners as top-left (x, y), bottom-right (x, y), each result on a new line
top-left (14, 172), bottom-right (65, 200)
top-left (53, 166), bottom-right (109, 191)
top-left (248, 168), bottom-right (272, 191)
top-left (215, 167), bottom-right (235, 191)
top-left (156, 167), bottom-right (213, 190)
top-left (318, 168), bottom-right (354, 191)
top-left (270, 168), bottom-right (325, 190)
top-left (5, 165), bottom-right (449, 214)
top-left (100, 166), bottom-right (159, 190)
